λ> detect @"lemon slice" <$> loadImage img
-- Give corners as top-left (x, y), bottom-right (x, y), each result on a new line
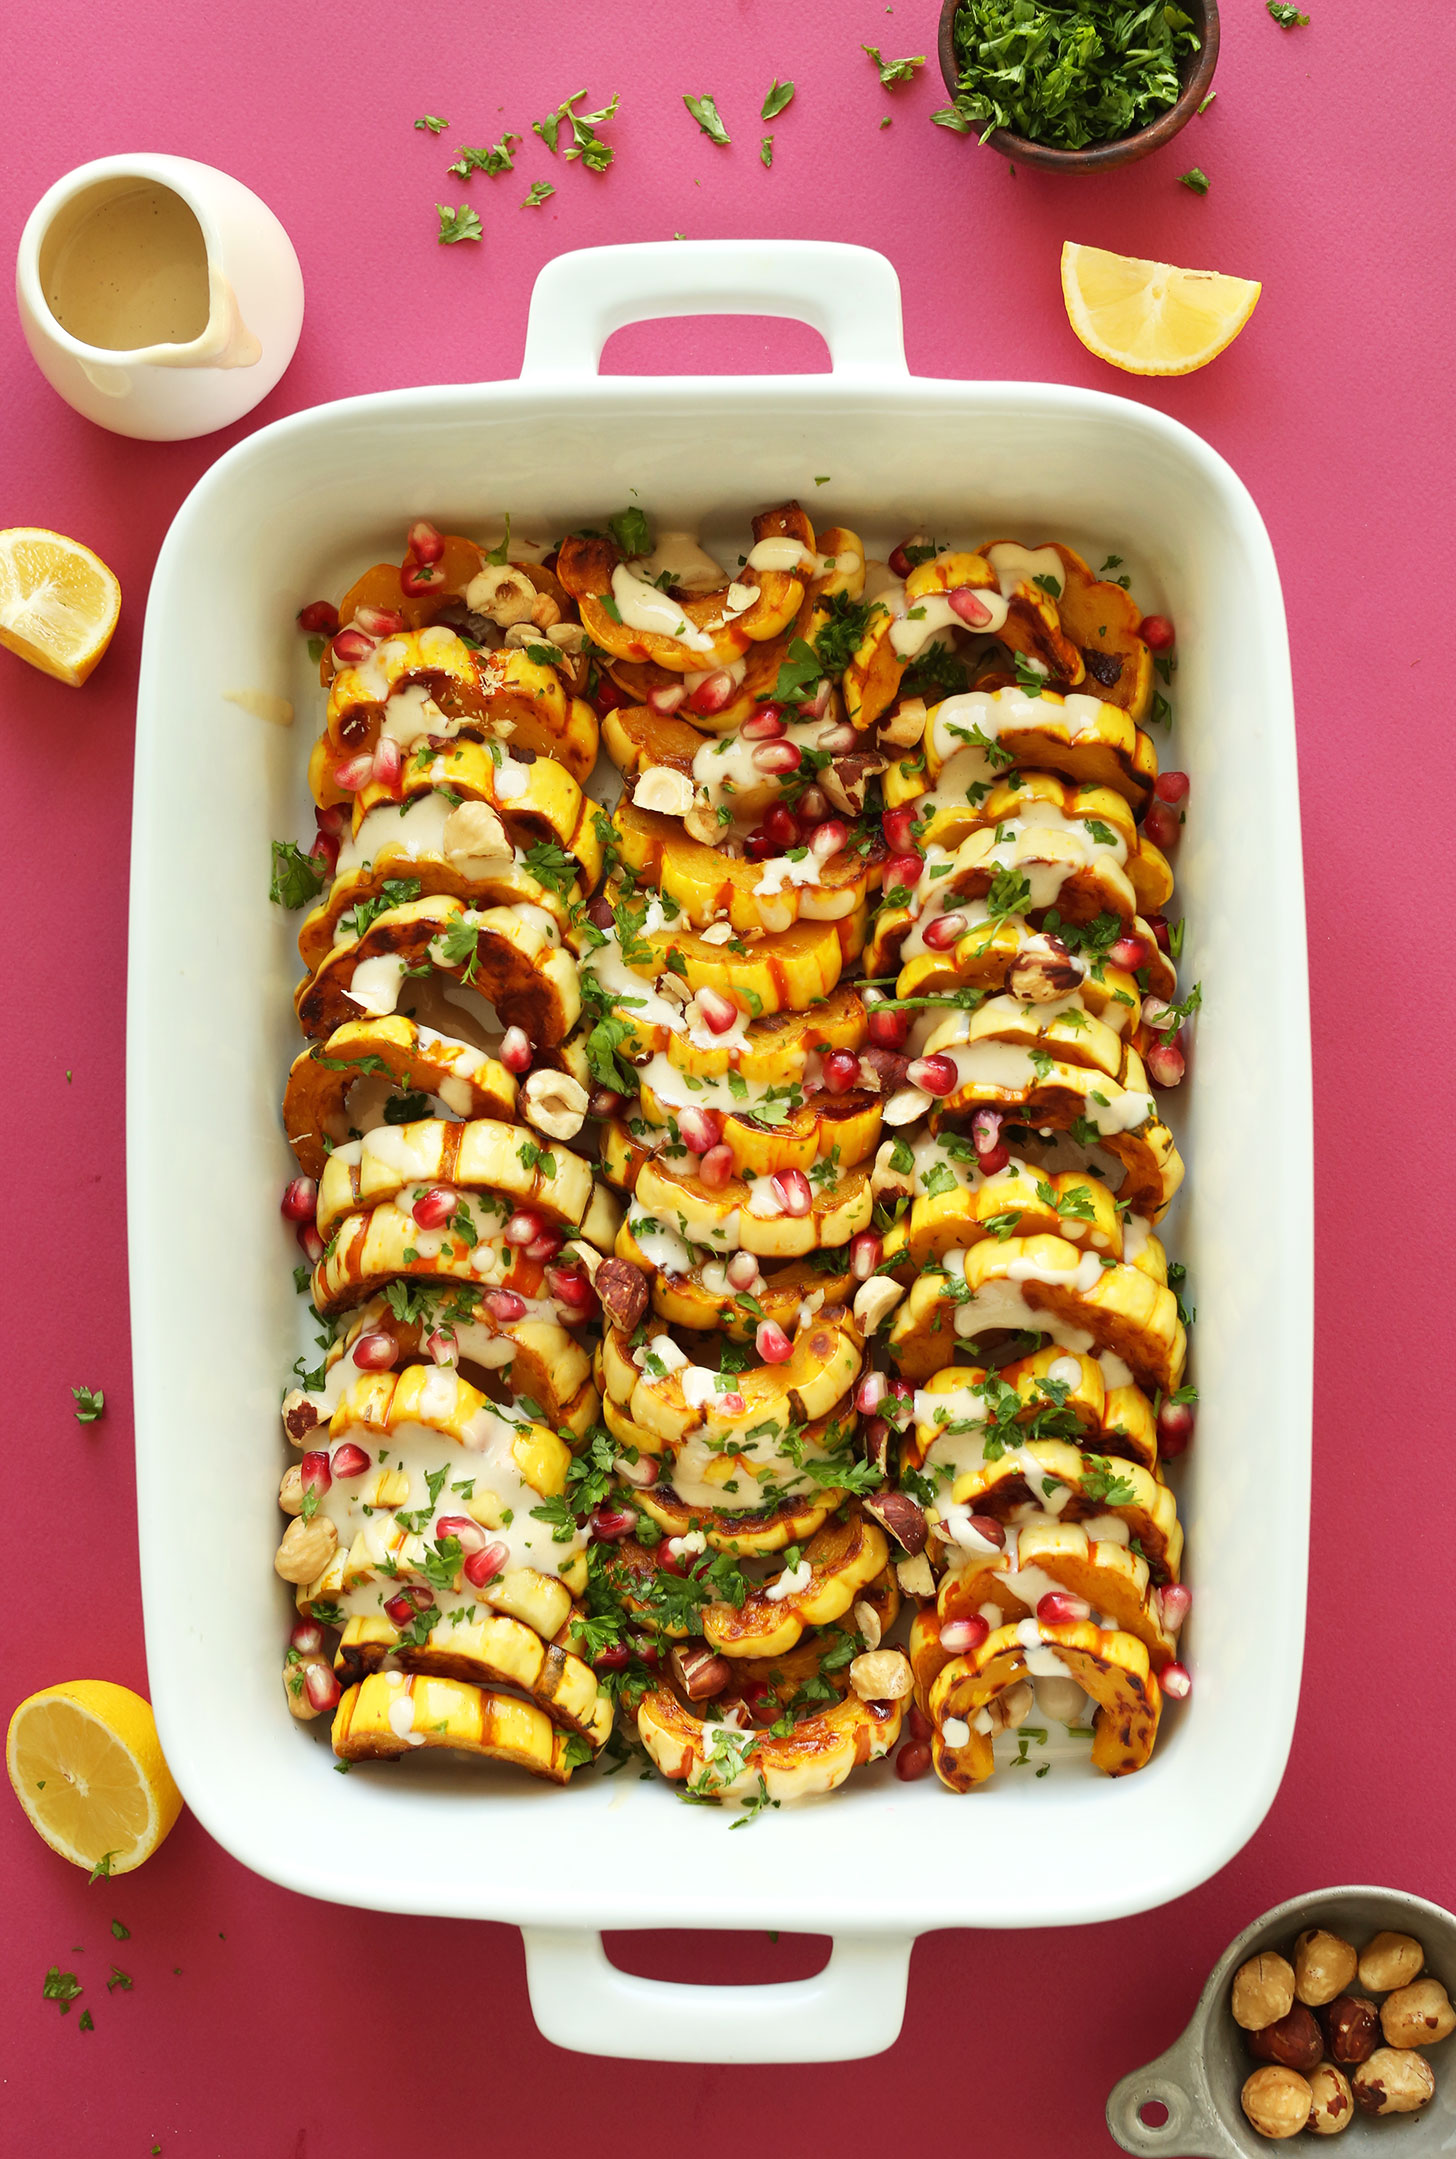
top-left (0, 527), bottom-right (121, 686)
top-left (1061, 242), bottom-right (1261, 377)
top-left (6, 1681), bottom-right (183, 1874)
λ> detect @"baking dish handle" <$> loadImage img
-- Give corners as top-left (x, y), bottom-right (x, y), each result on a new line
top-left (521, 1925), bottom-right (913, 2061)
top-left (519, 239), bottom-right (909, 383)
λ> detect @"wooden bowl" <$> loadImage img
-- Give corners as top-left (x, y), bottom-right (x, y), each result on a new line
top-left (936, 0), bottom-right (1219, 173)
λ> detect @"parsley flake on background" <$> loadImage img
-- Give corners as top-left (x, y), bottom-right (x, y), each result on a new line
top-left (534, 89), bottom-right (620, 169)
top-left (1179, 166), bottom-right (1211, 193)
top-left (862, 46), bottom-right (926, 87)
top-left (413, 115), bottom-right (448, 134)
top-left (761, 80), bottom-right (795, 120)
top-left (72, 1386), bottom-right (104, 1424)
top-left (447, 134), bottom-right (520, 179)
top-left (684, 93), bottom-right (732, 146)
top-left (522, 181), bottom-right (555, 207)
top-left (436, 204), bottom-right (483, 244)
top-left (1267, 2), bottom-right (1309, 22)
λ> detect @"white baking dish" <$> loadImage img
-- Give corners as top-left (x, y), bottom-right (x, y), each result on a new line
top-left (129, 241), bottom-right (1310, 2063)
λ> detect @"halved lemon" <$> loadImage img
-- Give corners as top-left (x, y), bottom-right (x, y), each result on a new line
top-left (1061, 242), bottom-right (1261, 376)
top-left (6, 1680), bottom-right (183, 1874)
top-left (0, 527), bottom-right (121, 686)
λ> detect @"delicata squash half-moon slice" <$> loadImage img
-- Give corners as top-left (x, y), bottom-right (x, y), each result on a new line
top-left (927, 1618), bottom-right (1162, 1789)
top-left (628, 1238), bottom-right (855, 1340)
top-left (886, 1234), bottom-right (1186, 1395)
top-left (931, 1516), bottom-right (1177, 1669)
top-left (555, 526), bottom-right (804, 674)
top-left (611, 800), bottom-right (875, 936)
top-left (698, 1508), bottom-right (890, 1660)
top-left (911, 770), bottom-right (1172, 916)
top-left (636, 1666), bottom-right (902, 1803)
top-left (332, 1671), bottom-right (588, 1783)
top-left (980, 541), bottom-right (1154, 721)
top-left (907, 685), bottom-right (1159, 814)
top-left (633, 1078), bottom-right (881, 1180)
top-left (626, 1154), bottom-right (874, 1262)
top-left (323, 630), bottom-right (598, 784)
top-left (315, 1116), bottom-right (607, 1238)
top-left (888, 921), bottom-right (1168, 1017)
top-left (296, 894), bottom-right (580, 1046)
top-left (349, 740), bottom-right (602, 881)
top-left (628, 1472), bottom-right (846, 1557)
top-left (333, 1607), bottom-right (611, 1747)
top-left (283, 1016), bottom-right (517, 1181)
top-left (884, 1149), bottom-right (1128, 1273)
top-left (935, 1433), bottom-right (1183, 1583)
top-left (907, 1351), bottom-right (1159, 1475)
top-left (598, 1308), bottom-right (862, 1449)
top-left (596, 1371), bottom-right (859, 1516)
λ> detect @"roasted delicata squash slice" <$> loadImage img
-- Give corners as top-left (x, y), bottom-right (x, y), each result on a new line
top-left (629, 1239), bottom-right (855, 1340)
top-left (332, 1671), bottom-right (587, 1783)
top-left (927, 1618), bottom-right (1162, 1789)
top-left (885, 1233), bottom-right (1186, 1395)
top-left (348, 740), bottom-right (602, 879)
top-left (981, 542), bottom-right (1153, 722)
top-left (887, 918), bottom-right (1170, 1016)
top-left (895, 685), bottom-right (1159, 814)
top-left (843, 551), bottom-right (1006, 733)
top-left (556, 525), bottom-right (804, 673)
top-left (907, 1351), bottom-right (1159, 1474)
top-left (583, 890), bottom-right (866, 1025)
top-left (636, 1668), bottom-right (901, 1803)
top-left (629, 1475), bottom-right (846, 1557)
top-left (600, 700), bottom-right (707, 784)
top-left (315, 1116), bottom-right (608, 1238)
top-left (612, 799), bottom-right (874, 935)
top-left (599, 1309), bottom-right (862, 1448)
top-left (932, 1516), bottom-right (1176, 1668)
top-left (334, 1608), bottom-right (611, 1746)
top-left (597, 1376), bottom-right (859, 1513)
top-left (627, 1154), bottom-right (874, 1261)
top-left (932, 1433), bottom-right (1182, 1582)
top-left (635, 1079), bottom-right (881, 1180)
top-left (296, 894), bottom-right (580, 1046)
top-left (892, 1155), bottom-right (1128, 1270)
top-left (911, 770), bottom-right (1172, 916)
top-left (699, 1509), bottom-right (889, 1659)
top-left (283, 1016), bottom-right (517, 1180)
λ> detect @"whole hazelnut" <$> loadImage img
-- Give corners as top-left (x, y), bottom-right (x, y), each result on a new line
top-left (1293, 1928), bottom-right (1358, 2008)
top-left (1232, 1952), bottom-right (1297, 2031)
top-left (1352, 2045), bottom-right (1435, 2116)
top-left (1305, 2061), bottom-right (1353, 2137)
top-left (1240, 2066), bottom-right (1312, 2140)
top-left (1319, 1994), bottom-right (1380, 2065)
top-left (1248, 2005), bottom-right (1323, 2073)
top-left (1357, 1929), bottom-right (1424, 1994)
top-left (1380, 1976), bottom-right (1456, 2049)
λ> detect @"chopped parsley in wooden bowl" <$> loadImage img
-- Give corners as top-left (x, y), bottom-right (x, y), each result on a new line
top-left (934, 0), bottom-right (1219, 171)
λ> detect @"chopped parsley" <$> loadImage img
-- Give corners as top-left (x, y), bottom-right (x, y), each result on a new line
top-left (761, 79), bottom-right (795, 120)
top-left (436, 204), bottom-right (483, 244)
top-left (934, 0), bottom-right (1202, 150)
top-left (522, 181), bottom-right (556, 207)
top-left (269, 839), bottom-right (327, 911)
top-left (862, 46), bottom-right (925, 86)
top-left (683, 93), bottom-right (731, 146)
top-left (1267, 2), bottom-right (1309, 22)
top-left (447, 134), bottom-right (520, 178)
top-left (1178, 166), bottom-right (1210, 194)
top-left (414, 115), bottom-right (448, 134)
top-left (534, 89), bottom-right (621, 169)
top-left (72, 1386), bottom-right (105, 1424)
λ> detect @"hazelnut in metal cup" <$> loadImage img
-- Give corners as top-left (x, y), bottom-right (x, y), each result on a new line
top-left (1232, 1952), bottom-right (1297, 2031)
top-left (1351, 2044), bottom-right (1435, 2115)
top-left (1247, 2004), bottom-right (1323, 2072)
top-left (1241, 2065), bottom-right (1312, 2139)
top-left (1318, 1994), bottom-right (1380, 2065)
top-left (1305, 2061), bottom-right (1353, 2136)
top-left (1379, 1977), bottom-right (1456, 2048)
top-left (1357, 1930), bottom-right (1425, 1993)
top-left (1293, 1928), bottom-right (1358, 2008)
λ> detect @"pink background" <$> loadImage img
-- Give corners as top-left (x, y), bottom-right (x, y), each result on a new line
top-left (5, 2), bottom-right (1453, 2150)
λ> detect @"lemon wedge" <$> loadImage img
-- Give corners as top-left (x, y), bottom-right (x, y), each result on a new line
top-left (6, 1681), bottom-right (183, 1874)
top-left (0, 527), bottom-right (121, 686)
top-left (1061, 242), bottom-right (1261, 376)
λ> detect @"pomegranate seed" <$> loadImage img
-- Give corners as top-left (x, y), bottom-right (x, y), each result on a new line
top-left (803, 679), bottom-right (832, 719)
top-left (719, 1390), bottom-right (746, 1416)
top-left (1146, 912), bottom-right (1171, 954)
top-left (304, 1663), bottom-right (341, 1713)
top-left (1161, 1661), bottom-right (1192, 1700)
top-left (972, 1109), bottom-right (1002, 1155)
top-left (761, 802), bottom-right (799, 850)
top-left (894, 1739), bottom-right (933, 1781)
top-left (1109, 935), bottom-right (1148, 971)
top-left (424, 1328), bottom-right (458, 1367)
top-left (616, 1452), bottom-right (660, 1489)
top-left (888, 544), bottom-right (915, 579)
top-left (796, 785), bottom-right (829, 824)
top-left (301, 1450), bottom-right (332, 1498)
top-left (589, 1086), bottom-right (625, 1119)
top-left (330, 627), bottom-right (376, 666)
top-left (593, 1642), bottom-right (632, 1671)
top-left (907, 1054), bottom-right (957, 1097)
top-left (350, 1332), bottom-right (398, 1370)
top-left (504, 1209), bottom-right (544, 1247)
top-left (330, 1442), bottom-right (371, 1478)
top-left (406, 519), bottom-right (445, 565)
top-left (1143, 801), bottom-right (1182, 851)
top-left (1138, 614), bottom-right (1175, 651)
top-left (484, 1288), bottom-right (527, 1323)
top-left (817, 724), bottom-right (857, 753)
top-left (463, 1541), bottom-right (510, 1587)
top-left (1157, 1396), bottom-right (1196, 1455)
top-left (592, 675), bottom-right (627, 715)
top-left (850, 1231), bottom-right (883, 1281)
top-left (809, 818), bottom-right (848, 859)
top-left (309, 830), bottom-right (339, 876)
top-left (907, 1703), bottom-right (933, 1743)
top-left (888, 1375), bottom-right (914, 1406)
top-left (333, 751), bottom-right (376, 793)
top-left (689, 670), bottom-right (737, 715)
top-left (742, 1685), bottom-right (779, 1724)
top-left (866, 1004), bottom-right (909, 1049)
top-left (939, 1616), bottom-right (989, 1656)
top-left (370, 737), bottom-right (404, 797)
top-left (741, 708), bottom-right (786, 741)
top-left (882, 806), bottom-right (918, 854)
top-left (756, 1320), bottom-right (794, 1364)
top-left (647, 681), bottom-right (688, 714)
top-left (355, 605), bottom-right (406, 637)
top-left (281, 1176), bottom-right (318, 1223)
top-left (978, 1142), bottom-right (1011, 1174)
top-left (384, 1587), bottom-right (433, 1624)
top-left (821, 1048), bottom-right (860, 1095)
top-left (315, 800), bottom-right (350, 841)
top-left (948, 585), bottom-right (993, 627)
top-left (527, 1230), bottom-right (564, 1265)
top-left (499, 1026), bottom-right (535, 1075)
top-left (1037, 1591), bottom-right (1092, 1626)
top-left (772, 1168), bottom-right (812, 1217)
top-left (920, 912), bottom-right (966, 952)
top-left (752, 740), bottom-right (802, 776)
top-left (698, 1143), bottom-right (736, 1189)
top-left (296, 1221), bottom-right (325, 1266)
top-left (1153, 770), bottom-right (1189, 806)
top-left (1159, 1584), bottom-right (1193, 1633)
top-left (695, 988), bottom-right (741, 1036)
top-left (967, 1514), bottom-right (1006, 1549)
top-left (290, 1618), bottom-right (324, 1654)
top-left (590, 1505), bottom-right (637, 1543)
top-left (411, 1186), bottom-right (456, 1229)
top-left (678, 1105), bottom-right (723, 1155)
top-left (725, 1250), bottom-right (760, 1291)
top-left (298, 600), bottom-right (340, 636)
top-left (857, 1370), bottom-right (887, 1415)
top-left (1147, 1040), bottom-right (1186, 1087)
top-left (435, 1512), bottom-right (488, 1552)
top-left (400, 559), bottom-right (443, 596)
top-left (547, 1264), bottom-right (596, 1312)
top-left (881, 851), bottom-right (924, 897)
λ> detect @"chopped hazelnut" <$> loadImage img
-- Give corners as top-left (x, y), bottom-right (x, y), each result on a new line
top-left (273, 1514), bottom-right (338, 1585)
top-left (520, 1067), bottom-right (588, 1141)
top-left (1379, 1977), bottom-right (1456, 2049)
top-left (848, 1649), bottom-right (913, 1703)
top-left (277, 1464), bottom-right (304, 1516)
top-left (1352, 2046), bottom-right (1435, 2116)
top-left (1232, 1952), bottom-right (1297, 2031)
top-left (1240, 2066), bottom-right (1312, 2140)
top-left (1293, 1929), bottom-right (1358, 2008)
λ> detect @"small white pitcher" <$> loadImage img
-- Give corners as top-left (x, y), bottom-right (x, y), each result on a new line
top-left (15, 154), bottom-right (304, 441)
